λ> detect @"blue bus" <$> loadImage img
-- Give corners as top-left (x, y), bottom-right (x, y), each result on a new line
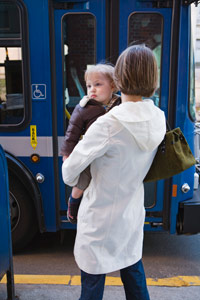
top-left (0, 0), bottom-right (199, 251)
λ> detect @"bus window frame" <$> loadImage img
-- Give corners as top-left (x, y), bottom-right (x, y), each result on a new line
top-left (0, 0), bottom-right (31, 132)
top-left (127, 11), bottom-right (164, 108)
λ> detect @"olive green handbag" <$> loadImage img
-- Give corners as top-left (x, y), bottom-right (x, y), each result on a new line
top-left (144, 127), bottom-right (196, 182)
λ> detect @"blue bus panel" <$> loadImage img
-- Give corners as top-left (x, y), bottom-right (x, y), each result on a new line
top-left (0, 0), bottom-right (199, 251)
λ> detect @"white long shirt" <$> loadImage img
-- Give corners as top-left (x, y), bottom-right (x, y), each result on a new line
top-left (62, 100), bottom-right (166, 274)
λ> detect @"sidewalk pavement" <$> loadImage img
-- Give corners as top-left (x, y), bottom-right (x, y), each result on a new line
top-left (1, 283), bottom-right (200, 300)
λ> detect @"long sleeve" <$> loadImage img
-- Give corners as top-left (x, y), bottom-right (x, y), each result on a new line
top-left (60, 105), bottom-right (85, 156)
top-left (62, 117), bottom-right (110, 186)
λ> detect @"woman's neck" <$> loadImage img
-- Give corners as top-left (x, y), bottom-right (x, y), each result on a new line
top-left (121, 93), bottom-right (142, 103)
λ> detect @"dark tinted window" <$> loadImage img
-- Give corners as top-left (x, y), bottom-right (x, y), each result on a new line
top-left (0, 1), bottom-right (29, 127)
top-left (62, 13), bottom-right (96, 112)
top-left (128, 13), bottom-right (163, 208)
top-left (0, 2), bottom-right (20, 38)
top-left (128, 13), bottom-right (163, 106)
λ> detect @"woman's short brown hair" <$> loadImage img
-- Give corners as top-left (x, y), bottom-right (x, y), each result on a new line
top-left (114, 45), bottom-right (158, 97)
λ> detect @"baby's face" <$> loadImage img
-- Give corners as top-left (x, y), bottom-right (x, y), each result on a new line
top-left (86, 72), bottom-right (114, 105)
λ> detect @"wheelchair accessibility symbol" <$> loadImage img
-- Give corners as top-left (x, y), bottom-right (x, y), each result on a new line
top-left (32, 84), bottom-right (46, 100)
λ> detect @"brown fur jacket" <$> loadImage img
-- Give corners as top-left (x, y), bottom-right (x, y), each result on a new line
top-left (60, 95), bottom-right (121, 156)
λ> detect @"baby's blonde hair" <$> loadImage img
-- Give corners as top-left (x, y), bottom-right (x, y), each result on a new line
top-left (85, 64), bottom-right (118, 92)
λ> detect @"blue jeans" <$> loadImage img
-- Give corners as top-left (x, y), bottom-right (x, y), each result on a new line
top-left (79, 260), bottom-right (150, 300)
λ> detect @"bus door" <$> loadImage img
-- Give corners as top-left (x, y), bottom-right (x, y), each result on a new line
top-left (52, 0), bottom-right (107, 228)
top-left (117, 0), bottom-right (173, 232)
top-left (52, 0), bottom-right (174, 231)
top-left (169, 3), bottom-right (196, 234)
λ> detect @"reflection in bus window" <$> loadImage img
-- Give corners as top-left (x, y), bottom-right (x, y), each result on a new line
top-left (62, 13), bottom-right (96, 114)
top-left (128, 13), bottom-right (163, 106)
top-left (189, 29), bottom-right (196, 121)
top-left (0, 2), bottom-right (24, 125)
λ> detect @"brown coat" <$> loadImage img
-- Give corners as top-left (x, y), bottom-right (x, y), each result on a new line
top-left (60, 96), bottom-right (121, 156)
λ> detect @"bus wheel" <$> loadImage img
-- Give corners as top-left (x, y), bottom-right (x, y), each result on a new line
top-left (176, 213), bottom-right (183, 234)
top-left (9, 177), bottom-right (38, 252)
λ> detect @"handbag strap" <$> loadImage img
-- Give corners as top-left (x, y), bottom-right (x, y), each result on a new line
top-left (166, 119), bottom-right (171, 132)
top-left (160, 119), bottom-right (170, 153)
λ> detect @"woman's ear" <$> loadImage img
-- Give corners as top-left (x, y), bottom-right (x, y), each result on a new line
top-left (111, 81), bottom-right (118, 93)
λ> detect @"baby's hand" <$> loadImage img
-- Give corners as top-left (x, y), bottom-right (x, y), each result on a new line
top-left (79, 95), bottom-right (89, 107)
top-left (62, 155), bottom-right (68, 162)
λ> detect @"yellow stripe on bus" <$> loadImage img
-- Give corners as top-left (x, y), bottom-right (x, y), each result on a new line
top-left (1, 275), bottom-right (200, 287)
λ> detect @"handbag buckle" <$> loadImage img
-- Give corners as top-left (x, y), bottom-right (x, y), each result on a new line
top-left (160, 141), bottom-right (166, 153)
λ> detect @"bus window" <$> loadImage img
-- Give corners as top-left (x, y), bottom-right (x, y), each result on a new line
top-left (0, 2), bottom-right (24, 125)
top-left (62, 13), bottom-right (96, 115)
top-left (128, 13), bottom-right (163, 106)
top-left (189, 29), bottom-right (196, 121)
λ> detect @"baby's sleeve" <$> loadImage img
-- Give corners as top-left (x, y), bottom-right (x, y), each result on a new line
top-left (62, 118), bottom-right (109, 186)
top-left (60, 106), bottom-right (85, 156)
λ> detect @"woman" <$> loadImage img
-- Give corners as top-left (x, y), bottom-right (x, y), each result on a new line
top-left (62, 45), bottom-right (166, 300)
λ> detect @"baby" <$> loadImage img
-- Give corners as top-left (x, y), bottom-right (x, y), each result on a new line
top-left (60, 64), bottom-right (121, 223)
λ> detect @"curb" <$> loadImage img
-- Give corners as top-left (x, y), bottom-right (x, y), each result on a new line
top-left (1, 275), bottom-right (200, 287)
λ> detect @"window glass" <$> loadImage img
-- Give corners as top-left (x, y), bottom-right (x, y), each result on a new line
top-left (128, 13), bottom-right (163, 106)
top-left (128, 13), bottom-right (163, 208)
top-left (0, 2), bottom-right (20, 38)
top-left (62, 13), bottom-right (96, 114)
top-left (0, 2), bottom-right (24, 125)
top-left (189, 29), bottom-right (196, 121)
